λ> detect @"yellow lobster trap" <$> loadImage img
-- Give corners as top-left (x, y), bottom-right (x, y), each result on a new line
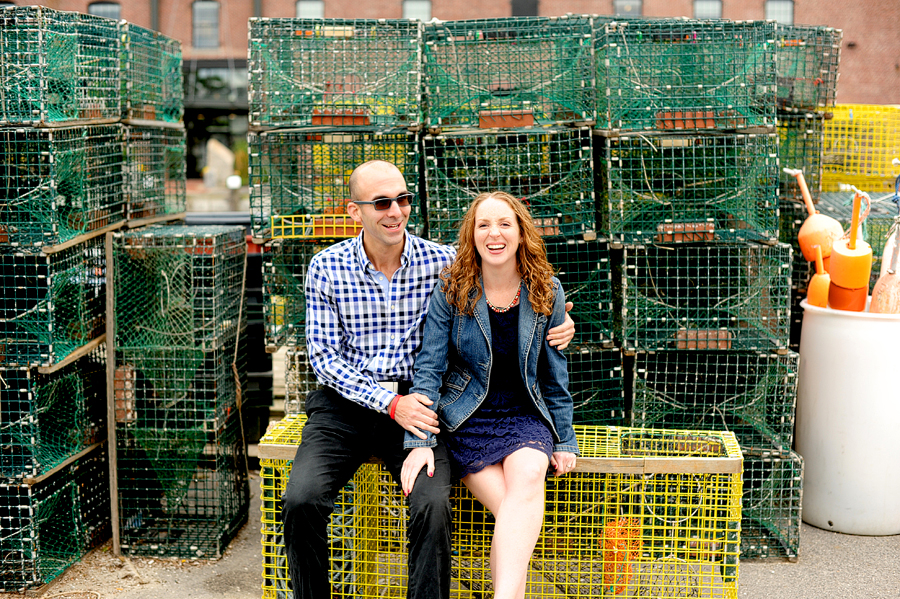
top-left (259, 416), bottom-right (742, 598)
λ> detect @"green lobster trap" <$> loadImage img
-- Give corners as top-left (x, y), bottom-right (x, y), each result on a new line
top-left (124, 125), bottom-right (187, 221)
top-left (284, 346), bottom-right (316, 415)
top-left (599, 131), bottom-right (779, 245)
top-left (778, 197), bottom-right (811, 292)
top-left (0, 237), bottom-right (106, 368)
top-left (0, 6), bottom-right (120, 126)
top-left (120, 22), bottom-right (183, 123)
top-left (565, 345), bottom-right (626, 426)
top-left (116, 410), bottom-right (249, 559)
top-left (0, 444), bottom-right (110, 592)
top-left (740, 447), bottom-right (802, 560)
top-left (249, 129), bottom-right (420, 240)
top-left (0, 124), bottom-right (125, 248)
top-left (422, 16), bottom-right (595, 129)
top-left (774, 25), bottom-right (841, 112)
top-left (778, 113), bottom-right (824, 203)
top-left (595, 19), bottom-right (776, 132)
top-left (248, 18), bottom-right (422, 129)
top-left (1, 347), bottom-right (106, 480)
top-left (620, 242), bottom-right (792, 352)
top-left (423, 127), bottom-right (595, 243)
top-left (632, 350), bottom-right (799, 453)
top-left (545, 238), bottom-right (614, 345)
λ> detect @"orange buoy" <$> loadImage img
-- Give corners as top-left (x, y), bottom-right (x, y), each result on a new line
top-left (871, 228), bottom-right (900, 314)
top-left (828, 282), bottom-right (868, 312)
top-left (829, 191), bottom-right (872, 290)
top-left (807, 245), bottom-right (830, 308)
top-left (787, 168), bottom-right (843, 262)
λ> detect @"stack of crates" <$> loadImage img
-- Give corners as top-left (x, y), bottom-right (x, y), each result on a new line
top-left (593, 18), bottom-right (803, 559)
top-left (111, 225), bottom-right (249, 557)
top-left (0, 6), bottom-right (118, 591)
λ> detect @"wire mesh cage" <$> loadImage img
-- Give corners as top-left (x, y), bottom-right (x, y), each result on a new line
top-left (778, 198), bottom-right (811, 293)
top-left (0, 7), bottom-right (121, 126)
top-left (778, 113), bottom-right (824, 203)
top-left (0, 124), bottom-right (125, 248)
top-left (284, 346), bottom-right (316, 416)
top-left (599, 131), bottom-right (779, 245)
top-left (740, 447), bottom-right (802, 560)
top-left (116, 410), bottom-right (249, 558)
top-left (260, 416), bottom-right (742, 599)
top-left (0, 444), bottom-right (110, 592)
top-left (822, 104), bottom-right (900, 183)
top-left (774, 25), bottom-right (841, 113)
top-left (422, 16), bottom-right (595, 129)
top-left (120, 22), bottom-right (183, 123)
top-left (248, 129), bottom-right (420, 239)
top-left (595, 19), bottom-right (776, 132)
top-left (248, 18), bottom-right (422, 129)
top-left (632, 350), bottom-right (799, 453)
top-left (1, 346), bottom-right (106, 480)
top-left (0, 238), bottom-right (106, 368)
top-left (423, 127), bottom-right (595, 243)
top-left (620, 242), bottom-right (792, 352)
top-left (124, 125), bottom-right (187, 221)
top-left (545, 238), bottom-right (614, 344)
top-left (565, 345), bottom-right (625, 426)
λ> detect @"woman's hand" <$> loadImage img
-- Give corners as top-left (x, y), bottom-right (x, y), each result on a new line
top-left (401, 447), bottom-right (435, 495)
top-left (550, 451), bottom-right (577, 476)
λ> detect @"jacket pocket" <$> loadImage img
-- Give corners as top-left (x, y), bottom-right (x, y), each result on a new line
top-left (440, 369), bottom-right (471, 408)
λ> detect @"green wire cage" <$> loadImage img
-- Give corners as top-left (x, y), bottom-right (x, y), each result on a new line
top-left (248, 129), bottom-right (420, 240)
top-left (778, 197), bottom-right (811, 293)
top-left (774, 25), bottom-right (841, 113)
top-left (545, 238), bottom-right (614, 345)
top-left (565, 345), bottom-right (626, 426)
top-left (124, 125), bottom-right (187, 221)
top-left (423, 127), bottom-right (596, 243)
top-left (249, 18), bottom-right (422, 130)
top-left (620, 242), bottom-right (792, 352)
top-left (422, 15), bottom-right (595, 129)
top-left (0, 124), bottom-right (125, 248)
top-left (120, 22), bottom-right (183, 123)
top-left (740, 447), bottom-right (803, 560)
top-left (0, 237), bottom-right (106, 368)
top-left (284, 346), bottom-right (316, 415)
top-left (0, 6), bottom-right (120, 126)
top-left (599, 131), bottom-right (779, 245)
top-left (778, 113), bottom-right (824, 203)
top-left (595, 19), bottom-right (776, 132)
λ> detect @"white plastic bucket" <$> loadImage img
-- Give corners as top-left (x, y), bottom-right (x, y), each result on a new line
top-left (796, 299), bottom-right (900, 535)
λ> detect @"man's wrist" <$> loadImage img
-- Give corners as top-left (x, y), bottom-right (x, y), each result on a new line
top-left (389, 394), bottom-right (401, 419)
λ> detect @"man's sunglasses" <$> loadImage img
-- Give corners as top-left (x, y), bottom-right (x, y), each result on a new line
top-left (352, 193), bottom-right (414, 211)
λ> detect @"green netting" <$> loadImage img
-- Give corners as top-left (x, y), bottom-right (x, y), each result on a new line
top-left (775, 25), bottom-right (841, 112)
top-left (116, 412), bottom-right (249, 558)
top-left (423, 127), bottom-right (595, 243)
top-left (0, 7), bottom-right (120, 126)
top-left (124, 125), bottom-right (187, 220)
top-left (422, 16), bottom-right (594, 128)
top-left (248, 18), bottom-right (422, 129)
top-left (778, 113), bottom-right (824, 203)
top-left (0, 124), bottom-right (125, 248)
top-left (740, 448), bottom-right (802, 560)
top-left (632, 350), bottom-right (798, 453)
top-left (121, 22), bottom-right (183, 122)
top-left (564, 345), bottom-right (625, 426)
top-left (601, 131), bottom-right (779, 244)
top-left (621, 242), bottom-right (792, 352)
top-left (248, 129), bottom-right (420, 239)
top-left (0, 446), bottom-right (109, 592)
top-left (778, 198), bottom-right (811, 292)
top-left (0, 347), bottom-right (106, 480)
top-left (0, 238), bottom-right (106, 368)
top-left (545, 238), bottom-right (614, 344)
top-left (595, 19), bottom-right (776, 132)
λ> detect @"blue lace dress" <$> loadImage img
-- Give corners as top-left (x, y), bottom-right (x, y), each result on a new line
top-left (444, 304), bottom-right (554, 479)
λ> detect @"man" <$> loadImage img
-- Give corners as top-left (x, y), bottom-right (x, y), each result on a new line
top-left (280, 160), bottom-right (575, 599)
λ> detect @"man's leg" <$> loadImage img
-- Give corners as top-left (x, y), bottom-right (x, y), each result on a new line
top-left (281, 389), bottom-right (368, 599)
top-left (381, 433), bottom-right (453, 599)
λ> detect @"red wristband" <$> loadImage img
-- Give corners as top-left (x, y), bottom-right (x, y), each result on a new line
top-left (389, 394), bottom-right (401, 419)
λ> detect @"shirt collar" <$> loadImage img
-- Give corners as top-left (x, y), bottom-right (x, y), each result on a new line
top-left (353, 230), bottom-right (413, 273)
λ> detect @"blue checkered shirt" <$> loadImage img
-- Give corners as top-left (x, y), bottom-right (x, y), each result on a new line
top-left (305, 232), bottom-right (457, 413)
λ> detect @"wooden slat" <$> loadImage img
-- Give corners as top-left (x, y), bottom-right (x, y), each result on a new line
top-left (23, 442), bottom-right (103, 486)
top-left (36, 334), bottom-right (106, 374)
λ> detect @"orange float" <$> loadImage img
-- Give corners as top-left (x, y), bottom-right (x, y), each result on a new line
top-left (786, 168), bottom-right (844, 263)
top-left (807, 245), bottom-right (830, 308)
top-left (829, 191), bottom-right (872, 293)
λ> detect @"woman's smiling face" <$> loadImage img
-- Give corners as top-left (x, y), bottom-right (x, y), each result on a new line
top-left (473, 196), bottom-right (521, 269)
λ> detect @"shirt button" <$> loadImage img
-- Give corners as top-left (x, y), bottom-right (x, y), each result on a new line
top-left (391, 305), bottom-right (396, 310)
top-left (390, 335), bottom-right (395, 340)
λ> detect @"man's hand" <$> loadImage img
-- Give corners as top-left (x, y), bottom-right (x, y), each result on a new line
top-left (401, 447), bottom-right (435, 495)
top-left (393, 393), bottom-right (440, 439)
top-left (547, 301), bottom-right (576, 350)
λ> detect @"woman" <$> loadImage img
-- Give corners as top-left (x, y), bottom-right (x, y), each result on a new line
top-left (400, 191), bottom-right (578, 599)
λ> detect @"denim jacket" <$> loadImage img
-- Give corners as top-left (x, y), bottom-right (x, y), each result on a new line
top-left (404, 277), bottom-right (579, 455)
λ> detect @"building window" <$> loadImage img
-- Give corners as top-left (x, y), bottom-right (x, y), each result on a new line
top-left (694, 0), bottom-right (721, 19)
top-left (765, 0), bottom-right (794, 23)
top-left (0, 1), bottom-right (16, 6)
top-left (511, 0), bottom-right (538, 16)
top-left (403, 0), bottom-right (431, 20)
top-left (296, 0), bottom-right (324, 18)
top-left (88, 2), bottom-right (121, 20)
top-left (193, 1), bottom-right (219, 49)
top-left (613, 0), bottom-right (642, 17)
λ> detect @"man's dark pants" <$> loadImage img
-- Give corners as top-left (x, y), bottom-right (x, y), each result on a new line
top-left (281, 387), bottom-right (452, 599)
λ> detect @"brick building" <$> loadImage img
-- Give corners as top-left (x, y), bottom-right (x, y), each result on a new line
top-left (17, 0), bottom-right (898, 176)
